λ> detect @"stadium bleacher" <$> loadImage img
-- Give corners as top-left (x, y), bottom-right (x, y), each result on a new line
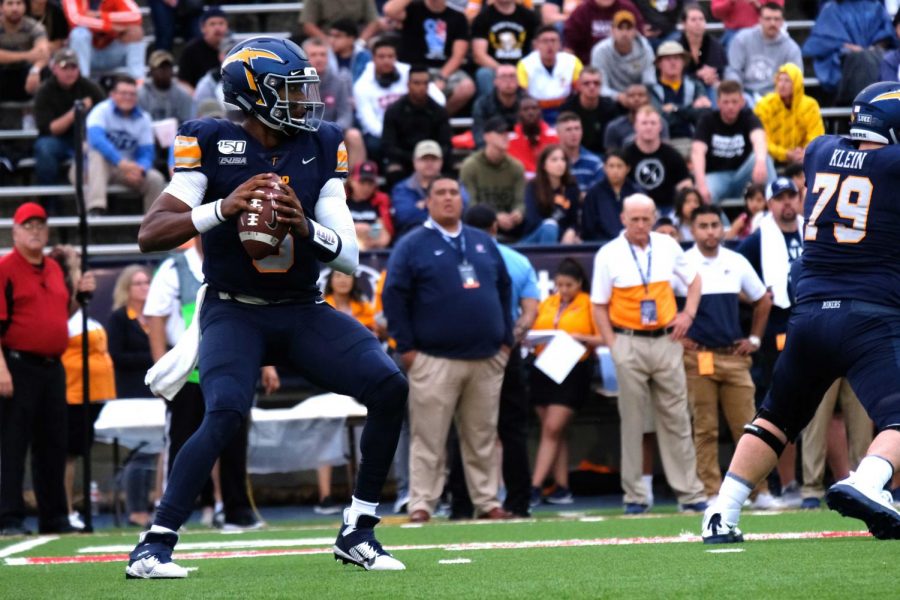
top-left (0, 2), bottom-right (847, 257)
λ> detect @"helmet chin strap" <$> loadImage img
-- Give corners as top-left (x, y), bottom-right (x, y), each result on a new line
top-left (255, 111), bottom-right (298, 135)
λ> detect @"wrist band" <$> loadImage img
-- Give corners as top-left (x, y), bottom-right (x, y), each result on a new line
top-left (191, 199), bottom-right (224, 233)
top-left (306, 217), bottom-right (342, 262)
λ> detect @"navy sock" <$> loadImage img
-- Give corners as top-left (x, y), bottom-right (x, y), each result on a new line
top-left (354, 372), bottom-right (407, 502)
top-left (153, 409), bottom-right (243, 531)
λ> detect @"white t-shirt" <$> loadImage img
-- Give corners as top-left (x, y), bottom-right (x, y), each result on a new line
top-left (143, 246), bottom-right (203, 347)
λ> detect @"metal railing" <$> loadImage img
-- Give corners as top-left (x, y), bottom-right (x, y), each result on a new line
top-left (0, 184), bottom-right (132, 199)
top-left (138, 2), bottom-right (304, 17)
top-left (0, 214), bottom-right (143, 228)
top-left (0, 243), bottom-right (142, 256)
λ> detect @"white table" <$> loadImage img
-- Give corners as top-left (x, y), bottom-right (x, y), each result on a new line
top-left (94, 394), bottom-right (368, 524)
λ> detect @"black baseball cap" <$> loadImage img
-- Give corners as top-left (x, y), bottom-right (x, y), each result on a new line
top-left (767, 176), bottom-right (799, 200)
top-left (463, 205), bottom-right (498, 230)
top-left (201, 6), bottom-right (227, 24)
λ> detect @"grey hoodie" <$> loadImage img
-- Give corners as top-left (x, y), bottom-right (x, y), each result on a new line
top-left (726, 26), bottom-right (803, 96)
top-left (591, 34), bottom-right (658, 100)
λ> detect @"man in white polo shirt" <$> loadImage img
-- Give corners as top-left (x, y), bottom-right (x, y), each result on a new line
top-left (591, 193), bottom-right (707, 514)
top-left (680, 204), bottom-right (779, 508)
top-left (516, 25), bottom-right (582, 124)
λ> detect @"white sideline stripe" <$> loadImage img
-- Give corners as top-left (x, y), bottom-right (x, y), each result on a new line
top-left (10, 530), bottom-right (871, 566)
top-left (78, 537), bottom-right (335, 554)
top-left (706, 548), bottom-right (745, 554)
top-left (0, 536), bottom-right (57, 558)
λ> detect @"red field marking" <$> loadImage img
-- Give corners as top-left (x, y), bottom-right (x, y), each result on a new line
top-left (4, 530), bottom-right (872, 566)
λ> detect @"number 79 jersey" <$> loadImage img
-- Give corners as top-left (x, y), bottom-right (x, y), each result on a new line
top-left (795, 134), bottom-right (900, 306)
top-left (173, 117), bottom-right (348, 302)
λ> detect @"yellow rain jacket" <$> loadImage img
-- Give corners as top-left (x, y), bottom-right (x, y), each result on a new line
top-left (754, 63), bottom-right (825, 163)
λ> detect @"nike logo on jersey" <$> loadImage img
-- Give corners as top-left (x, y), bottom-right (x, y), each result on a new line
top-left (302, 157), bottom-right (316, 165)
top-left (434, 249), bottom-right (445, 256)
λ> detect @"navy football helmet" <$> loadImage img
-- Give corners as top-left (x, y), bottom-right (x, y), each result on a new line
top-left (221, 36), bottom-right (324, 135)
top-left (849, 81), bottom-right (900, 145)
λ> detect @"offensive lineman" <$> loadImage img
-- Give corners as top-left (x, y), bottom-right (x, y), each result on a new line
top-left (702, 81), bottom-right (900, 543)
top-left (126, 37), bottom-right (407, 577)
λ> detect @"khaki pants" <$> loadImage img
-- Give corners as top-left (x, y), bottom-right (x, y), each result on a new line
top-left (684, 349), bottom-right (768, 497)
top-left (407, 352), bottom-right (507, 516)
top-left (611, 334), bottom-right (706, 505)
top-left (800, 378), bottom-right (873, 499)
top-left (75, 149), bottom-right (166, 212)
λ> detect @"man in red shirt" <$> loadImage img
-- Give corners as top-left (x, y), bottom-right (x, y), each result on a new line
top-left (507, 95), bottom-right (559, 178)
top-left (0, 202), bottom-right (94, 536)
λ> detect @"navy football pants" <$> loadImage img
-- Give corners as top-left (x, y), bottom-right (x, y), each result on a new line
top-left (761, 300), bottom-right (900, 441)
top-left (154, 295), bottom-right (407, 530)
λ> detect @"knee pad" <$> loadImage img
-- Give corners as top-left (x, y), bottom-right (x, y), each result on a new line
top-left (363, 371), bottom-right (408, 417)
top-left (743, 418), bottom-right (787, 457)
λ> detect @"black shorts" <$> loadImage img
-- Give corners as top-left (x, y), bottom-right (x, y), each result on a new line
top-left (66, 403), bottom-right (104, 456)
top-left (761, 299), bottom-right (900, 439)
top-left (529, 358), bottom-right (595, 412)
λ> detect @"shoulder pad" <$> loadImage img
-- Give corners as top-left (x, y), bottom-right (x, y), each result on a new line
top-left (318, 122), bottom-right (349, 179)
top-left (173, 118), bottom-right (223, 171)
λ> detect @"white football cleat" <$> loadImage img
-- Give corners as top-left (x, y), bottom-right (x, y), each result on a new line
top-left (334, 510), bottom-right (405, 571)
top-left (825, 474), bottom-right (900, 540)
top-left (701, 508), bottom-right (744, 544)
top-left (125, 531), bottom-right (189, 579)
top-left (749, 492), bottom-right (785, 511)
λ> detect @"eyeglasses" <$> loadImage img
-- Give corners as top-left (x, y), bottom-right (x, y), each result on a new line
top-left (17, 221), bottom-right (48, 231)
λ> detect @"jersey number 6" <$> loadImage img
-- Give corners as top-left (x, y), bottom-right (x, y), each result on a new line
top-left (253, 233), bottom-right (295, 273)
top-left (804, 173), bottom-right (872, 244)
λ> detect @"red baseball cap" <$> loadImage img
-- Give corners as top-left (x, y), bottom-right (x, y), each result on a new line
top-left (13, 202), bottom-right (47, 225)
top-left (351, 161), bottom-right (379, 181)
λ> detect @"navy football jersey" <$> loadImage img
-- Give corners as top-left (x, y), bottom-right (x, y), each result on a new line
top-left (796, 135), bottom-right (900, 305)
top-left (172, 118), bottom-right (348, 301)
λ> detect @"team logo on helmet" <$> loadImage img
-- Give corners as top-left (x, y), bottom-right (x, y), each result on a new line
top-left (222, 48), bottom-right (284, 106)
top-left (871, 90), bottom-right (900, 103)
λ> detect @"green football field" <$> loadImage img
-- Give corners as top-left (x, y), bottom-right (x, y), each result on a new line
top-left (2, 508), bottom-right (898, 599)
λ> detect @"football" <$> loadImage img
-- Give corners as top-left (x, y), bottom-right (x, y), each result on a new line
top-left (237, 186), bottom-right (290, 260)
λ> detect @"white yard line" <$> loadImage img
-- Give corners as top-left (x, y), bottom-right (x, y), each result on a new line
top-left (9, 530), bottom-right (871, 566)
top-left (78, 537), bottom-right (336, 554)
top-left (0, 536), bottom-right (58, 558)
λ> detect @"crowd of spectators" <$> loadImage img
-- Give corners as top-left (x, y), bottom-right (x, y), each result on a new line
top-left (0, 0), bottom-right (879, 229)
top-left (3, 0), bottom-right (898, 528)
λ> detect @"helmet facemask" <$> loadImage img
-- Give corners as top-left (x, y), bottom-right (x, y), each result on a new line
top-left (259, 69), bottom-right (325, 135)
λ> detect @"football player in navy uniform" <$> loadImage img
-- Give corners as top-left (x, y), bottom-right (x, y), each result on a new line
top-left (700, 81), bottom-right (900, 544)
top-left (125, 37), bottom-right (408, 578)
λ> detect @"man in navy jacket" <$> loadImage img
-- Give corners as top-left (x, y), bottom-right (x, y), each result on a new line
top-left (383, 177), bottom-right (514, 523)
